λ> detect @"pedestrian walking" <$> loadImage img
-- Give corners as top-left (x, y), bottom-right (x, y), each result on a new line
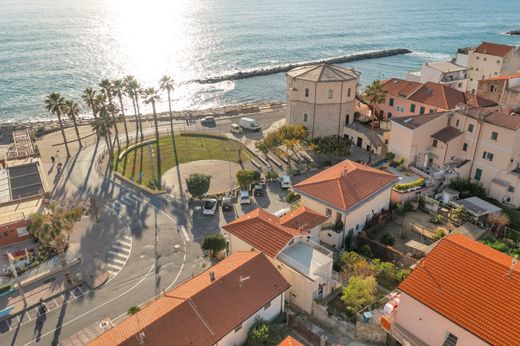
top-left (50, 156), bottom-right (55, 164)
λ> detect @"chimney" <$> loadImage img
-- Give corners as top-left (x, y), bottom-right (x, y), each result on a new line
top-left (508, 257), bottom-right (518, 278)
top-left (209, 271), bottom-right (215, 282)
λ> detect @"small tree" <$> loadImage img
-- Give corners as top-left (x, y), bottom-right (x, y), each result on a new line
top-left (246, 318), bottom-right (287, 346)
top-left (285, 192), bottom-right (301, 204)
top-left (186, 173), bottom-right (211, 198)
top-left (236, 169), bottom-right (256, 188)
top-left (127, 306), bottom-right (141, 315)
top-left (341, 276), bottom-right (377, 315)
top-left (451, 206), bottom-right (472, 224)
top-left (340, 251), bottom-right (375, 279)
top-left (432, 228), bottom-right (447, 241)
top-left (380, 232), bottom-right (396, 246)
top-left (360, 244), bottom-right (373, 258)
top-left (384, 152), bottom-right (395, 162)
top-left (488, 212), bottom-right (510, 238)
top-left (202, 234), bottom-right (227, 257)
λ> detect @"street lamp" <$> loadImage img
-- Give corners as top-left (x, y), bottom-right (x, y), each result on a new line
top-left (7, 252), bottom-right (27, 307)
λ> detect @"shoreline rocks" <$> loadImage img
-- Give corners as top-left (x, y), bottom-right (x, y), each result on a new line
top-left (505, 30), bottom-right (520, 36)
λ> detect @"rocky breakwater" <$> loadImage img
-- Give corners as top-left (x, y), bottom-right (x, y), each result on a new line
top-left (192, 48), bottom-right (412, 84)
top-left (505, 30), bottom-right (520, 36)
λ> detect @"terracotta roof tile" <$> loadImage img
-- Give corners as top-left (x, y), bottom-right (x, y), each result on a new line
top-left (431, 126), bottom-right (463, 143)
top-left (279, 206), bottom-right (328, 230)
top-left (486, 72), bottom-right (520, 81)
top-left (89, 252), bottom-right (289, 346)
top-left (222, 209), bottom-right (303, 257)
top-left (399, 234), bottom-right (520, 346)
top-left (464, 108), bottom-right (520, 130)
top-left (474, 42), bottom-right (513, 57)
top-left (294, 160), bottom-right (398, 211)
top-left (278, 335), bottom-right (304, 346)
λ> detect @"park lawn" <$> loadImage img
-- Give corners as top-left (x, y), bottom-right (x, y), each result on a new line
top-left (114, 134), bottom-right (253, 188)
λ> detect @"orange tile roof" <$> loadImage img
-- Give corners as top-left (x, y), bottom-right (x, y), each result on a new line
top-left (486, 72), bottom-right (520, 81)
top-left (294, 160), bottom-right (398, 211)
top-left (382, 79), bottom-right (497, 110)
top-left (474, 42), bottom-right (513, 57)
top-left (222, 208), bottom-right (303, 257)
top-left (278, 335), bottom-right (304, 346)
top-left (89, 252), bottom-right (290, 346)
top-left (399, 234), bottom-right (520, 346)
top-left (279, 206), bottom-right (328, 230)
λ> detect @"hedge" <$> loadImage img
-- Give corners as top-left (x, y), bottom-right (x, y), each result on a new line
top-left (393, 178), bottom-right (425, 192)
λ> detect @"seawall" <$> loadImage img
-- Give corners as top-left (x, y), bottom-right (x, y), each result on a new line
top-left (192, 48), bottom-right (412, 84)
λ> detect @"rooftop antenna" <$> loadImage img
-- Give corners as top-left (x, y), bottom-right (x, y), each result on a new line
top-left (239, 275), bottom-right (251, 287)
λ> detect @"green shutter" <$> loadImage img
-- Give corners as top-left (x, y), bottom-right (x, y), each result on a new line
top-left (419, 107), bottom-right (425, 114)
top-left (410, 104), bottom-right (416, 112)
top-left (389, 98), bottom-right (394, 106)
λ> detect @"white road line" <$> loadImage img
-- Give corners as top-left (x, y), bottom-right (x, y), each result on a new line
top-left (129, 194), bottom-right (141, 201)
top-left (107, 256), bottom-right (126, 265)
top-left (69, 290), bottom-right (77, 299)
top-left (115, 239), bottom-right (132, 247)
top-left (15, 315), bottom-right (20, 323)
top-left (53, 299), bottom-right (59, 307)
top-left (25, 313), bottom-right (32, 321)
top-left (179, 225), bottom-right (190, 241)
top-left (122, 235), bottom-right (132, 241)
top-left (76, 286), bottom-right (84, 295)
top-left (111, 244), bottom-right (131, 252)
top-left (106, 263), bottom-right (123, 271)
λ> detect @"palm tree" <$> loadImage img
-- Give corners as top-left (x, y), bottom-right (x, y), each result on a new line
top-left (63, 100), bottom-right (82, 148)
top-left (92, 107), bottom-right (115, 158)
top-left (363, 80), bottom-right (388, 163)
top-left (45, 93), bottom-right (70, 157)
top-left (99, 79), bottom-right (121, 152)
top-left (124, 76), bottom-right (144, 142)
top-left (82, 88), bottom-right (98, 120)
top-left (113, 79), bottom-right (130, 146)
top-left (142, 87), bottom-right (162, 183)
top-left (29, 203), bottom-right (83, 286)
top-left (159, 75), bottom-right (176, 142)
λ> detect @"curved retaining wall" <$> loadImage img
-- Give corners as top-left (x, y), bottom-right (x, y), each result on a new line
top-left (192, 49), bottom-right (412, 84)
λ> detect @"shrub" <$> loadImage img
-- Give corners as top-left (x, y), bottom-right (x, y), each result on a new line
top-left (236, 169), bottom-right (257, 187)
top-left (341, 276), bottom-right (377, 315)
top-left (385, 152), bottom-right (395, 162)
top-left (308, 136), bottom-right (351, 156)
top-left (393, 178), bottom-right (425, 192)
top-left (397, 157), bottom-right (405, 166)
top-left (266, 170), bottom-right (278, 180)
top-left (246, 318), bottom-right (287, 346)
top-left (430, 214), bottom-right (445, 224)
top-left (396, 268), bottom-right (411, 282)
top-left (448, 177), bottom-right (487, 199)
top-left (360, 244), bottom-right (373, 258)
top-left (432, 228), bottom-right (447, 241)
top-left (380, 232), bottom-right (396, 246)
top-left (333, 220), bottom-right (344, 232)
top-left (186, 173), bottom-right (211, 198)
top-left (285, 192), bottom-right (301, 204)
top-left (323, 159), bottom-right (332, 167)
top-left (202, 234), bottom-right (227, 257)
top-left (127, 306), bottom-right (141, 315)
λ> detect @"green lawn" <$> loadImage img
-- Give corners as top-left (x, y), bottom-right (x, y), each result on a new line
top-left (114, 133), bottom-right (253, 188)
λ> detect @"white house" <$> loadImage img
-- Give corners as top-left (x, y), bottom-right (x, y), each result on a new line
top-left (294, 160), bottom-right (398, 248)
top-left (381, 234), bottom-right (520, 346)
top-left (221, 208), bottom-right (336, 314)
top-left (89, 252), bottom-right (289, 346)
top-left (286, 63), bottom-right (360, 138)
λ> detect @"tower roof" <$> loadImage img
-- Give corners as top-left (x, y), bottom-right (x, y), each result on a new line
top-left (287, 63), bottom-right (359, 82)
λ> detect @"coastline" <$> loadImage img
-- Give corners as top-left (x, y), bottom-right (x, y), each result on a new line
top-left (0, 100), bottom-right (286, 144)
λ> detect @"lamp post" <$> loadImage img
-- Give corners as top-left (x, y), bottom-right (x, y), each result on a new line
top-left (7, 252), bottom-right (27, 307)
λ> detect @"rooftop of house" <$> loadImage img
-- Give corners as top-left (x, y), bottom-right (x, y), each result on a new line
top-left (222, 208), bottom-right (305, 257)
top-left (279, 205), bottom-right (328, 230)
top-left (473, 41), bottom-right (514, 57)
top-left (278, 335), bottom-right (304, 346)
top-left (89, 252), bottom-right (290, 346)
top-left (486, 72), bottom-right (520, 81)
top-left (0, 198), bottom-right (41, 226)
top-left (277, 238), bottom-right (332, 281)
top-left (391, 112), bottom-right (446, 130)
top-left (424, 61), bottom-right (468, 73)
top-left (462, 107), bottom-right (520, 130)
top-left (0, 161), bottom-right (46, 204)
top-left (452, 196), bottom-right (502, 216)
top-left (287, 63), bottom-right (359, 82)
top-left (399, 234), bottom-right (520, 346)
top-left (294, 160), bottom-right (398, 212)
top-left (431, 126), bottom-right (463, 143)
top-left (382, 78), bottom-right (497, 110)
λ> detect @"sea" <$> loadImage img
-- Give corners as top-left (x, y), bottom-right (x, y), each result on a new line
top-left (1, 0), bottom-right (519, 122)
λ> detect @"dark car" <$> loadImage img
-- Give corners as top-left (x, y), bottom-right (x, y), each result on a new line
top-left (222, 197), bottom-right (233, 211)
top-left (253, 184), bottom-right (265, 196)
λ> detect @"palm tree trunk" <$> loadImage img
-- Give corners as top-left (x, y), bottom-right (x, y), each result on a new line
top-left (152, 102), bottom-right (161, 183)
top-left (56, 240), bottom-right (72, 285)
top-left (118, 95), bottom-right (130, 146)
top-left (56, 110), bottom-right (70, 157)
top-left (72, 115), bottom-right (82, 148)
top-left (131, 96), bottom-right (140, 145)
top-left (135, 96), bottom-right (144, 141)
top-left (106, 133), bottom-right (114, 159)
top-left (167, 91), bottom-right (175, 142)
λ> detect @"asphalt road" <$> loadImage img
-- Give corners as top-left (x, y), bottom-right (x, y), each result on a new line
top-left (0, 110), bottom-right (285, 346)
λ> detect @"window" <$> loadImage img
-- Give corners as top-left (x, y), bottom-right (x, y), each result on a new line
top-left (410, 104), bottom-right (416, 112)
top-left (494, 72), bottom-right (498, 76)
top-left (458, 82), bottom-right (463, 88)
top-left (476, 56), bottom-right (480, 60)
top-left (491, 131), bottom-right (498, 140)
top-left (475, 67), bottom-right (479, 71)
top-left (490, 85), bottom-right (497, 93)
top-left (389, 98), bottom-right (394, 106)
top-left (443, 333), bottom-right (458, 346)
top-left (325, 208), bottom-right (332, 217)
top-left (468, 124), bottom-right (474, 132)
top-left (462, 143), bottom-right (468, 151)
top-left (483, 57), bottom-right (487, 61)
top-left (263, 302), bottom-right (271, 310)
top-left (429, 109), bottom-right (435, 113)
top-left (328, 90), bottom-right (333, 99)
top-left (387, 112), bottom-right (393, 119)
top-left (396, 105), bottom-right (405, 112)
top-left (497, 59), bottom-right (501, 64)
top-left (432, 139), bottom-right (438, 148)
top-left (234, 324), bottom-right (242, 333)
top-left (482, 151), bottom-right (494, 161)
top-left (303, 113), bottom-right (308, 122)
top-left (508, 186), bottom-right (515, 193)
top-left (419, 106), bottom-right (425, 114)
top-left (305, 88), bottom-right (309, 97)
top-left (474, 168), bottom-right (483, 181)
top-left (347, 88), bottom-right (351, 97)
top-left (455, 119), bottom-right (460, 127)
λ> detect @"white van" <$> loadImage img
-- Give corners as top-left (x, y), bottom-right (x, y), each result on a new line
top-left (230, 123), bottom-right (243, 134)
top-left (239, 117), bottom-right (261, 131)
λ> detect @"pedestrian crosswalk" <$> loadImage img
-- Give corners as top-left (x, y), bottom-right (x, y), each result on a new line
top-left (112, 194), bottom-right (141, 211)
top-left (106, 235), bottom-right (132, 278)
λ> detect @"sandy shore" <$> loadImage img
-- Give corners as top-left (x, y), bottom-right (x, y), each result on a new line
top-left (0, 100), bottom-right (285, 144)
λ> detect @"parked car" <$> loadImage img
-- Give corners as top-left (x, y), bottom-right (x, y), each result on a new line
top-left (279, 175), bottom-right (292, 189)
top-left (201, 116), bottom-right (215, 125)
top-left (239, 190), bottom-right (251, 204)
top-left (253, 184), bottom-right (265, 196)
top-left (230, 123), bottom-right (243, 134)
top-left (273, 208), bottom-right (290, 217)
top-left (239, 117), bottom-right (261, 131)
top-left (222, 197), bottom-right (233, 211)
top-left (202, 199), bottom-right (218, 215)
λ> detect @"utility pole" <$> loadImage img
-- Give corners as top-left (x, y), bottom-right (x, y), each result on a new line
top-left (7, 252), bottom-right (27, 307)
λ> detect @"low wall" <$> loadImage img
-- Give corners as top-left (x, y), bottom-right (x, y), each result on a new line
top-left (311, 301), bottom-right (356, 339)
top-left (113, 171), bottom-right (166, 195)
top-left (356, 235), bottom-right (417, 268)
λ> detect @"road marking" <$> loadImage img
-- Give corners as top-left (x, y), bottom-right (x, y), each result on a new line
top-left (115, 239), bottom-right (132, 247)
top-left (76, 286), bottom-right (84, 295)
top-left (179, 225), bottom-right (190, 241)
top-left (122, 235), bottom-right (132, 241)
top-left (107, 255), bottom-right (126, 265)
top-left (111, 244), bottom-right (131, 252)
top-left (69, 290), bottom-right (76, 299)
